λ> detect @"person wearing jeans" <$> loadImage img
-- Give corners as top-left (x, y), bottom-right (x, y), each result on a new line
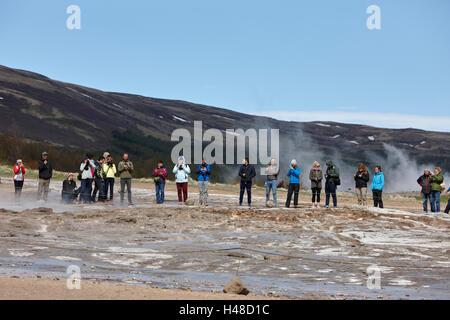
top-left (103, 155), bottom-right (117, 201)
top-left (152, 161), bottom-right (168, 204)
top-left (265, 158), bottom-right (279, 207)
top-left (79, 154), bottom-right (95, 203)
top-left (285, 160), bottom-right (300, 208)
top-left (430, 167), bottom-right (444, 213)
top-left (417, 169), bottom-right (433, 212)
top-left (309, 161), bottom-right (323, 208)
top-left (371, 166), bottom-right (385, 208)
top-left (173, 156), bottom-right (191, 203)
top-left (118, 153), bottom-right (134, 206)
top-left (197, 159), bottom-right (211, 206)
top-left (324, 160), bottom-right (339, 208)
top-left (238, 157), bottom-right (256, 206)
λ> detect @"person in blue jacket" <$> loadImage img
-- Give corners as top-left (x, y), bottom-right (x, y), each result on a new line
top-left (444, 187), bottom-right (450, 214)
top-left (371, 165), bottom-right (385, 208)
top-left (285, 159), bottom-right (301, 208)
top-left (197, 159), bottom-right (211, 206)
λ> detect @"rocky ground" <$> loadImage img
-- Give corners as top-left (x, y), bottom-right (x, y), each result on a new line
top-left (0, 178), bottom-right (449, 300)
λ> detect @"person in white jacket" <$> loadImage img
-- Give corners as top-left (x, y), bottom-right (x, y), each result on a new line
top-left (173, 156), bottom-right (191, 203)
top-left (79, 154), bottom-right (95, 203)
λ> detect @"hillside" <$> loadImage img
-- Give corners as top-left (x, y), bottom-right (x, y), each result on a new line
top-left (1, 64), bottom-right (449, 187)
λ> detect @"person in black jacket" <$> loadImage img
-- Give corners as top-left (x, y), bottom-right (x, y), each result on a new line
top-left (417, 168), bottom-right (433, 213)
top-left (61, 173), bottom-right (79, 203)
top-left (354, 163), bottom-right (370, 206)
top-left (238, 157), bottom-right (256, 206)
top-left (38, 152), bottom-right (53, 202)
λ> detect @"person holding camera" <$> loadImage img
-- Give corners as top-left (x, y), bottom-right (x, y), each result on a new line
top-left (173, 156), bottom-right (191, 203)
top-left (238, 157), bottom-right (256, 207)
top-left (265, 158), bottom-right (279, 207)
top-left (354, 163), bottom-right (370, 206)
top-left (197, 159), bottom-right (211, 206)
top-left (324, 160), bottom-right (339, 208)
top-left (286, 159), bottom-right (301, 208)
top-left (79, 154), bottom-right (95, 203)
top-left (153, 161), bottom-right (168, 204)
top-left (92, 156), bottom-right (106, 202)
top-left (37, 151), bottom-right (52, 202)
top-left (13, 159), bottom-right (26, 204)
top-left (118, 153), bottom-right (134, 206)
top-left (430, 167), bottom-right (444, 213)
top-left (61, 173), bottom-right (79, 203)
top-left (102, 155), bottom-right (117, 201)
top-left (444, 187), bottom-right (450, 214)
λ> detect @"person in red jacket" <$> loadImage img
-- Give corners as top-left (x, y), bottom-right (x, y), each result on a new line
top-left (13, 159), bottom-right (26, 203)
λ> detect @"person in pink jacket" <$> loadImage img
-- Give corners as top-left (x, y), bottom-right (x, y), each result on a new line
top-left (13, 159), bottom-right (26, 203)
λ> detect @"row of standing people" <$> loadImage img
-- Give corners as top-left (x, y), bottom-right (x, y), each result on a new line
top-left (262, 160), bottom-right (385, 209)
top-left (11, 153), bottom-right (449, 213)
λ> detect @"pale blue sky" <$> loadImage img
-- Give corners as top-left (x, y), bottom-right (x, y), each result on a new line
top-left (1, 0), bottom-right (449, 131)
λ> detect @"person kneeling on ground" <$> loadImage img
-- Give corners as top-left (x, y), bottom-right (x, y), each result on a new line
top-left (153, 161), bottom-right (168, 204)
top-left (197, 159), bottom-right (210, 206)
top-left (371, 166), bottom-right (384, 208)
top-left (62, 173), bottom-right (79, 203)
top-left (238, 157), bottom-right (256, 207)
top-left (173, 156), bottom-right (191, 204)
top-left (286, 160), bottom-right (300, 208)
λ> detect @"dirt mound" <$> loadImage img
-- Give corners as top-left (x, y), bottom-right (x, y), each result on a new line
top-left (223, 276), bottom-right (250, 295)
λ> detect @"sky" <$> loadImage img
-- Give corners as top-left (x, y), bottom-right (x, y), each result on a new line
top-left (1, 0), bottom-right (449, 131)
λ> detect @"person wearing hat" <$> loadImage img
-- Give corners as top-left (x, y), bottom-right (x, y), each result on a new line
top-left (285, 159), bottom-right (301, 208)
top-left (38, 152), bottom-right (53, 202)
top-left (62, 173), bottom-right (79, 203)
top-left (13, 159), bottom-right (26, 203)
top-left (324, 160), bottom-right (340, 208)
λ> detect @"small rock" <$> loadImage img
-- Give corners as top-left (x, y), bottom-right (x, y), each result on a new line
top-left (223, 276), bottom-right (250, 295)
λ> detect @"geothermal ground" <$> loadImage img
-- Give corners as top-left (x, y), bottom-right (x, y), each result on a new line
top-left (0, 178), bottom-right (449, 299)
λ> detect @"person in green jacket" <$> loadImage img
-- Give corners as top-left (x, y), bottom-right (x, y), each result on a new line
top-left (118, 153), bottom-right (134, 206)
top-left (430, 167), bottom-right (444, 213)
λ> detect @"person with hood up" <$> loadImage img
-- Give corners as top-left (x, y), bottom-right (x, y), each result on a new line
top-left (265, 158), bottom-right (279, 207)
top-left (62, 173), bottom-right (79, 203)
top-left (37, 152), bottom-right (52, 202)
top-left (354, 163), bottom-right (370, 206)
top-left (324, 160), bottom-right (339, 208)
top-left (371, 165), bottom-right (385, 208)
top-left (13, 159), bottom-right (26, 203)
top-left (430, 167), bottom-right (444, 213)
top-left (173, 156), bottom-right (191, 203)
top-left (309, 161), bottom-right (322, 208)
top-left (417, 168), bottom-right (433, 213)
top-left (153, 161), bottom-right (168, 204)
top-left (197, 159), bottom-right (211, 206)
top-left (286, 159), bottom-right (301, 208)
top-left (238, 157), bottom-right (256, 207)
